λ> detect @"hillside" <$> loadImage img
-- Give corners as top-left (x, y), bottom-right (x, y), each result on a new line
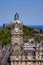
top-left (0, 27), bottom-right (11, 46)
top-left (23, 25), bottom-right (36, 37)
top-left (0, 25), bottom-right (43, 46)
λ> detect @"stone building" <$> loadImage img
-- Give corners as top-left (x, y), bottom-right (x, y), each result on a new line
top-left (10, 13), bottom-right (43, 65)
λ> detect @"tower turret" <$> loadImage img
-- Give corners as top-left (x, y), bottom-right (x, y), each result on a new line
top-left (14, 12), bottom-right (19, 20)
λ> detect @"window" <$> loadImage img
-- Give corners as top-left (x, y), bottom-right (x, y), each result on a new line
top-left (15, 43), bottom-right (18, 45)
top-left (25, 56), bottom-right (27, 59)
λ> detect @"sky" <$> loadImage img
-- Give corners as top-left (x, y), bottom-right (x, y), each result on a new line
top-left (0, 0), bottom-right (43, 25)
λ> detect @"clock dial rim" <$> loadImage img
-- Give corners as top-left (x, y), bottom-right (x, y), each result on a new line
top-left (15, 27), bottom-right (19, 32)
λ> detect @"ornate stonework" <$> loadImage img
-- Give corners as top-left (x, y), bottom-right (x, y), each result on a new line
top-left (10, 13), bottom-right (43, 65)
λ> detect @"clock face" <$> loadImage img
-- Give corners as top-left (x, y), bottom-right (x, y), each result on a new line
top-left (15, 28), bottom-right (19, 32)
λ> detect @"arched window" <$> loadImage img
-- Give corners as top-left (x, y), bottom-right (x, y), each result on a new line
top-left (15, 43), bottom-right (18, 45)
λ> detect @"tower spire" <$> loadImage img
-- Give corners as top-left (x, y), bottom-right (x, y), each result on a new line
top-left (14, 12), bottom-right (19, 20)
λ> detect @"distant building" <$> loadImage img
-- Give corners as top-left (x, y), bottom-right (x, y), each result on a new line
top-left (10, 13), bottom-right (43, 65)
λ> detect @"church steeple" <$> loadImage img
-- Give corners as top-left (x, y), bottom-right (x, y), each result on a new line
top-left (14, 12), bottom-right (19, 20)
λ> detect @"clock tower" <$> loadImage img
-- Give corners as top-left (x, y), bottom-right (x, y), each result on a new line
top-left (11, 12), bottom-right (23, 46)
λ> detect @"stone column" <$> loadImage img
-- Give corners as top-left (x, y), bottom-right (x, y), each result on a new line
top-left (11, 61), bottom-right (14, 65)
top-left (22, 62), bottom-right (25, 65)
top-left (14, 62), bottom-right (17, 65)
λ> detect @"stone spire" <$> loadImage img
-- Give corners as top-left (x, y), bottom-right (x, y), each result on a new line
top-left (14, 12), bottom-right (19, 20)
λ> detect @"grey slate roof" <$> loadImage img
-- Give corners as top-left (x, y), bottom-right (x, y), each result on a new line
top-left (23, 43), bottom-right (35, 51)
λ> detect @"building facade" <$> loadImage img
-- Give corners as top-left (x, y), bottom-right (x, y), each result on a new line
top-left (10, 13), bottom-right (43, 65)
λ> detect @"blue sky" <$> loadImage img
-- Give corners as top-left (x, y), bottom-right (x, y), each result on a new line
top-left (0, 0), bottom-right (43, 25)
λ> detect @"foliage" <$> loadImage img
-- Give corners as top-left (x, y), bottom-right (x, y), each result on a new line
top-left (23, 25), bottom-right (33, 37)
top-left (0, 25), bottom-right (43, 46)
top-left (0, 27), bottom-right (11, 46)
